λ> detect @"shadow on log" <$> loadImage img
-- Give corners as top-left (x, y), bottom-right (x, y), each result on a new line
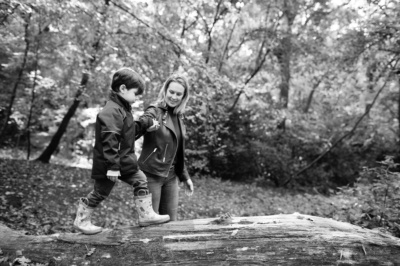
top-left (1, 213), bottom-right (400, 265)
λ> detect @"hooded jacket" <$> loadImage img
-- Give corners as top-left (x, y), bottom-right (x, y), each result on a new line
top-left (91, 92), bottom-right (151, 179)
top-left (137, 103), bottom-right (190, 182)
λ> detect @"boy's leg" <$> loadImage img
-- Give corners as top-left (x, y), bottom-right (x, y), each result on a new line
top-left (120, 170), bottom-right (148, 195)
top-left (74, 178), bottom-right (115, 235)
top-left (159, 171), bottom-right (179, 221)
top-left (85, 178), bottom-right (115, 207)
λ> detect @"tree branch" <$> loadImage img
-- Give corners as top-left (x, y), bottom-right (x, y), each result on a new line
top-left (218, 18), bottom-right (239, 73)
top-left (109, 0), bottom-right (183, 57)
top-left (285, 59), bottom-right (396, 186)
top-left (303, 71), bottom-right (331, 113)
top-left (229, 41), bottom-right (270, 112)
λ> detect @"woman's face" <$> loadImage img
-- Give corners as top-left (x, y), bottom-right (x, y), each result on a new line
top-left (165, 82), bottom-right (185, 108)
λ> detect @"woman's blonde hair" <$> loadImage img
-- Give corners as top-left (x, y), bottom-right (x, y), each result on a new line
top-left (156, 73), bottom-right (190, 115)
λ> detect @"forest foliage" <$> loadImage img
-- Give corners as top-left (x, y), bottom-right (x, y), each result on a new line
top-left (0, 0), bottom-right (400, 192)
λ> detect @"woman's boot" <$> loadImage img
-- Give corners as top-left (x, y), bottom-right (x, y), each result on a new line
top-left (134, 192), bottom-right (170, 227)
top-left (73, 198), bottom-right (102, 234)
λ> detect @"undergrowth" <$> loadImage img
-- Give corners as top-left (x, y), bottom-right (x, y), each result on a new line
top-left (338, 156), bottom-right (400, 237)
top-left (0, 156), bottom-right (399, 238)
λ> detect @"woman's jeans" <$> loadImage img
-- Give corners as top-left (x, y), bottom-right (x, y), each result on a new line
top-left (145, 168), bottom-right (179, 221)
top-left (85, 170), bottom-right (148, 208)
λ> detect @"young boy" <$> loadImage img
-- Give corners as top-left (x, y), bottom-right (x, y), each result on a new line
top-left (74, 68), bottom-right (169, 235)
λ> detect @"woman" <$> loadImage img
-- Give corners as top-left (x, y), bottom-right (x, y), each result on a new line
top-left (138, 73), bottom-right (194, 221)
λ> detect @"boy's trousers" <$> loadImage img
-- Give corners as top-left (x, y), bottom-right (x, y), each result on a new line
top-left (85, 170), bottom-right (148, 208)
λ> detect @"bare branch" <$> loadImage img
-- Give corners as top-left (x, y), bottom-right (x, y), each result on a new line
top-left (285, 57), bottom-right (398, 186)
top-left (229, 40), bottom-right (270, 112)
top-left (109, 0), bottom-right (183, 57)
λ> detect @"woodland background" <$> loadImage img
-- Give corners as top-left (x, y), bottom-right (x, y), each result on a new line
top-left (1, 0), bottom-right (400, 239)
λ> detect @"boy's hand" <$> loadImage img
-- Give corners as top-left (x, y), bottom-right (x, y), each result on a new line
top-left (106, 170), bottom-right (120, 182)
top-left (147, 119), bottom-right (160, 132)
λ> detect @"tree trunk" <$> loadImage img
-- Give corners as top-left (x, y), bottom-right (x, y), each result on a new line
top-left (35, 73), bottom-right (89, 163)
top-left (26, 43), bottom-right (40, 160)
top-left (1, 213), bottom-right (399, 265)
top-left (398, 75), bottom-right (400, 145)
top-left (36, 71), bottom-right (90, 163)
top-left (274, 0), bottom-right (298, 111)
top-left (278, 37), bottom-right (291, 109)
top-left (0, 13), bottom-right (31, 144)
top-left (35, 0), bottom-right (109, 163)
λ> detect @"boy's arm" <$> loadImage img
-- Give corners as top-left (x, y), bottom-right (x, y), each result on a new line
top-left (135, 106), bottom-right (158, 140)
top-left (98, 109), bottom-right (124, 173)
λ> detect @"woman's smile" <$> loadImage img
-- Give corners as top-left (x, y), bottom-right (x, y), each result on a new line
top-left (165, 82), bottom-right (185, 107)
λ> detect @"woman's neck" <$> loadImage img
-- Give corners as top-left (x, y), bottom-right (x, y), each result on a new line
top-left (167, 105), bottom-right (175, 114)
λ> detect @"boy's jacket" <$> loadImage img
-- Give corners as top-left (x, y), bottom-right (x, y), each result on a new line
top-left (91, 92), bottom-right (151, 179)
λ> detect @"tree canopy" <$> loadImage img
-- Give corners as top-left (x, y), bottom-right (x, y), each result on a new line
top-left (1, 0), bottom-right (399, 189)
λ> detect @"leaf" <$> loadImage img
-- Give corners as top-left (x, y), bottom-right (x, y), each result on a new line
top-left (101, 253), bottom-right (111, 259)
top-left (231, 229), bottom-right (238, 236)
top-left (12, 256), bottom-right (31, 266)
top-left (85, 247), bottom-right (96, 257)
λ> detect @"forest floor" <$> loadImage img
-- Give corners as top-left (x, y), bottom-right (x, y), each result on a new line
top-left (0, 157), bottom-right (364, 236)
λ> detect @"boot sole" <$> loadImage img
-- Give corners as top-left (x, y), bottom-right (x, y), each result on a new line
top-left (73, 225), bottom-right (103, 235)
top-left (139, 218), bottom-right (170, 227)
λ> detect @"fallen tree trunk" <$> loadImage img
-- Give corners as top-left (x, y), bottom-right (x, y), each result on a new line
top-left (1, 213), bottom-right (400, 265)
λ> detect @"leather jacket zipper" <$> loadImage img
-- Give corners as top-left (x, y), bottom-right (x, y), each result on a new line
top-left (143, 148), bottom-right (157, 163)
top-left (163, 144), bottom-right (168, 162)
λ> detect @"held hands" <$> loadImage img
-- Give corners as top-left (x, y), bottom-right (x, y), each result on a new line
top-left (184, 179), bottom-right (194, 197)
top-left (106, 170), bottom-right (120, 183)
top-left (147, 119), bottom-right (160, 132)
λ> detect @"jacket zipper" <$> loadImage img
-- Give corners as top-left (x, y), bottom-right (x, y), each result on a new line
top-left (143, 148), bottom-right (157, 163)
top-left (163, 144), bottom-right (168, 162)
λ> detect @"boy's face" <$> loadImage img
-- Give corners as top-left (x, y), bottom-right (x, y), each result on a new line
top-left (119, 85), bottom-right (139, 104)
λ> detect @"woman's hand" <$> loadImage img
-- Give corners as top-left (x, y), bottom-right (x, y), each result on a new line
top-left (184, 179), bottom-right (194, 196)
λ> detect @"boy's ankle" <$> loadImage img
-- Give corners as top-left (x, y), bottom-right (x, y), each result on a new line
top-left (134, 189), bottom-right (149, 197)
top-left (80, 197), bottom-right (89, 206)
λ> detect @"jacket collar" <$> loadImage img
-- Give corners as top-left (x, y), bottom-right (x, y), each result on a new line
top-left (155, 101), bottom-right (185, 120)
top-left (109, 91), bottom-right (132, 112)
top-left (156, 101), bottom-right (168, 111)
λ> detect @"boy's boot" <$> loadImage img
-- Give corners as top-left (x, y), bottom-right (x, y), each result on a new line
top-left (73, 198), bottom-right (102, 235)
top-left (134, 190), bottom-right (170, 227)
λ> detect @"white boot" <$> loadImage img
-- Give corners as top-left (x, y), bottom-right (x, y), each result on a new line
top-left (73, 198), bottom-right (102, 235)
top-left (134, 193), bottom-right (170, 227)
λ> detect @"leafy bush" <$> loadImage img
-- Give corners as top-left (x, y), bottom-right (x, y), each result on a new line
top-left (337, 156), bottom-right (400, 237)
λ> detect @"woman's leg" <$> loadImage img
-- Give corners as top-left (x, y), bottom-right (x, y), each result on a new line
top-left (159, 172), bottom-right (179, 221)
top-left (141, 171), bottom-right (163, 213)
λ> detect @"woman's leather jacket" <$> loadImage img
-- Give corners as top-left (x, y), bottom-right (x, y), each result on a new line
top-left (137, 103), bottom-right (190, 182)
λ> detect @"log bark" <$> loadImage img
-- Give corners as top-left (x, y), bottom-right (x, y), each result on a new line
top-left (1, 213), bottom-right (400, 265)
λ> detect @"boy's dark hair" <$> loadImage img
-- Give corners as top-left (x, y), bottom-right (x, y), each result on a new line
top-left (111, 68), bottom-right (145, 95)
